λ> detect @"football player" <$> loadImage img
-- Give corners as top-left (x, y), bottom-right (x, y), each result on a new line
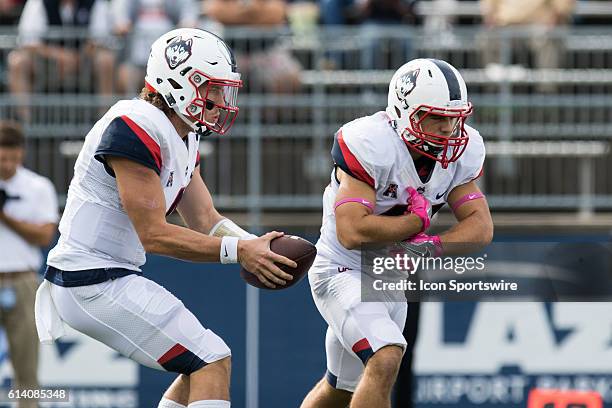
top-left (301, 58), bottom-right (493, 408)
top-left (34, 28), bottom-right (296, 408)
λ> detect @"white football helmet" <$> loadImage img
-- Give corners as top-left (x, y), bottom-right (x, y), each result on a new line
top-left (386, 58), bottom-right (473, 168)
top-left (145, 28), bottom-right (242, 136)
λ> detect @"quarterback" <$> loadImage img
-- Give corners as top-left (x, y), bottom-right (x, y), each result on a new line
top-left (34, 29), bottom-right (295, 408)
top-left (301, 58), bottom-right (494, 408)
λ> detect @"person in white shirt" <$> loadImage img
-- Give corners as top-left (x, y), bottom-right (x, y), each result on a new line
top-left (110, 0), bottom-right (199, 95)
top-left (0, 121), bottom-right (58, 408)
top-left (7, 0), bottom-right (115, 121)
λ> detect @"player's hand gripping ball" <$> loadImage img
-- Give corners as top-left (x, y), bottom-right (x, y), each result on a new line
top-left (404, 187), bottom-right (432, 232)
top-left (240, 235), bottom-right (317, 290)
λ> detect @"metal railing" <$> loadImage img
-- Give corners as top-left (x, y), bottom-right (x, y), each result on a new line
top-left (1, 26), bottom-right (612, 212)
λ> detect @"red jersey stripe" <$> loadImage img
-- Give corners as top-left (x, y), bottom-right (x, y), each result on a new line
top-left (352, 338), bottom-right (372, 353)
top-left (158, 343), bottom-right (188, 365)
top-left (337, 131), bottom-right (375, 187)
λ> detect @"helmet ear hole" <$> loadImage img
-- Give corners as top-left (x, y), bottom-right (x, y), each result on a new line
top-left (180, 66), bottom-right (192, 76)
top-left (168, 79), bottom-right (183, 89)
top-left (394, 106), bottom-right (402, 119)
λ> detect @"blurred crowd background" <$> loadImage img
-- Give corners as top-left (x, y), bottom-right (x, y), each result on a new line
top-left (0, 0), bottom-right (611, 224)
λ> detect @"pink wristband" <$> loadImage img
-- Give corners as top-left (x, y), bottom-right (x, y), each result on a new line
top-left (451, 192), bottom-right (485, 213)
top-left (334, 198), bottom-right (374, 212)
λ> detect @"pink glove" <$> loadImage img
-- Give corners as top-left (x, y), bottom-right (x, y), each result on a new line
top-left (400, 233), bottom-right (443, 257)
top-left (405, 187), bottom-right (431, 233)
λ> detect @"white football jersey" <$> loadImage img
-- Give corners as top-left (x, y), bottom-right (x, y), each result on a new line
top-left (47, 99), bottom-right (201, 272)
top-left (315, 111), bottom-right (485, 271)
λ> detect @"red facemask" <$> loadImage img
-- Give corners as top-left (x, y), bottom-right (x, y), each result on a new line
top-left (185, 70), bottom-right (242, 135)
top-left (400, 103), bottom-right (474, 169)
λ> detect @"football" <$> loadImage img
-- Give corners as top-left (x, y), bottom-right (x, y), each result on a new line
top-left (240, 235), bottom-right (317, 290)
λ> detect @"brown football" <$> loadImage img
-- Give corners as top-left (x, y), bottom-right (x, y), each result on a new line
top-left (240, 235), bottom-right (317, 290)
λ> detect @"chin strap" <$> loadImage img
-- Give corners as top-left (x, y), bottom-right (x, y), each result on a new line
top-left (173, 106), bottom-right (198, 131)
top-left (172, 106), bottom-right (214, 138)
top-left (422, 141), bottom-right (444, 156)
top-left (196, 124), bottom-right (213, 138)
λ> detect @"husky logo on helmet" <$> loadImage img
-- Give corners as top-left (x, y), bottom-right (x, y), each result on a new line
top-left (165, 36), bottom-right (193, 70)
top-left (395, 68), bottom-right (420, 109)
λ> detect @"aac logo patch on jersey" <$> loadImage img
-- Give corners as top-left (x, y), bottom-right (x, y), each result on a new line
top-left (396, 68), bottom-right (420, 108)
top-left (383, 183), bottom-right (398, 199)
top-left (165, 36), bottom-right (193, 70)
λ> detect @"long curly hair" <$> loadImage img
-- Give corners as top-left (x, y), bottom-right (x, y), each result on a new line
top-left (138, 87), bottom-right (174, 118)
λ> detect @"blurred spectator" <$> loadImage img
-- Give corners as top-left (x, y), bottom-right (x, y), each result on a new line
top-left (0, 121), bottom-right (58, 408)
top-left (111, 0), bottom-right (199, 96)
top-left (423, 0), bottom-right (460, 48)
top-left (319, 0), bottom-right (349, 25)
top-left (286, 1), bottom-right (319, 45)
top-left (204, 0), bottom-right (286, 26)
top-left (350, 0), bottom-right (417, 24)
top-left (204, 0), bottom-right (302, 93)
top-left (320, 0), bottom-right (416, 25)
top-left (357, 0), bottom-right (417, 69)
top-left (319, 0), bottom-right (417, 69)
top-left (0, 0), bottom-right (25, 25)
top-left (479, 0), bottom-right (576, 91)
top-left (7, 0), bottom-right (115, 122)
